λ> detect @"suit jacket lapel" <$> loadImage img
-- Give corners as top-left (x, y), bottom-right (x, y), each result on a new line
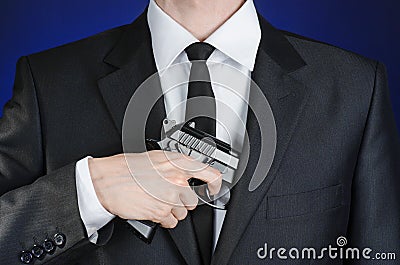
top-left (97, 11), bottom-right (202, 265)
top-left (211, 16), bottom-right (310, 265)
top-left (98, 12), bottom-right (158, 137)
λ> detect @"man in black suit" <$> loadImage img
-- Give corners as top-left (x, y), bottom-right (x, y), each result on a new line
top-left (0, 0), bottom-right (399, 264)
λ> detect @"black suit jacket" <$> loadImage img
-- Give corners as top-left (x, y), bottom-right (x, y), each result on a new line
top-left (0, 11), bottom-right (399, 265)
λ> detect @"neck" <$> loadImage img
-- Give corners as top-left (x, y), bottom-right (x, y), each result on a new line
top-left (155, 0), bottom-right (246, 41)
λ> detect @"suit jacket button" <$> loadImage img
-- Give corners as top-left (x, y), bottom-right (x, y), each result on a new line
top-left (19, 250), bottom-right (33, 264)
top-left (31, 245), bottom-right (45, 259)
top-left (43, 238), bottom-right (56, 254)
top-left (53, 233), bottom-right (66, 248)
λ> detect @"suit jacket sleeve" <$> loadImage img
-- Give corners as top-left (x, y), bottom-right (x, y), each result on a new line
top-left (0, 57), bottom-right (93, 264)
top-left (346, 62), bottom-right (400, 264)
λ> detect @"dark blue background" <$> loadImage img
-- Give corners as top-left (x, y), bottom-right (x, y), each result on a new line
top-left (1, 0), bottom-right (399, 129)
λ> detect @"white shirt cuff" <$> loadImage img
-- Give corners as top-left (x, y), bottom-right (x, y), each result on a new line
top-left (75, 156), bottom-right (115, 243)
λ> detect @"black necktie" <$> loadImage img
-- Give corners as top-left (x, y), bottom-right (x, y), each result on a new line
top-left (185, 42), bottom-right (215, 265)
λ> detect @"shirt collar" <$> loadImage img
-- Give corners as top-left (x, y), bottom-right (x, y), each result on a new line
top-left (147, 0), bottom-right (261, 72)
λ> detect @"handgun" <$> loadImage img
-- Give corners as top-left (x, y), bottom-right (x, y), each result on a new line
top-left (126, 119), bottom-right (240, 244)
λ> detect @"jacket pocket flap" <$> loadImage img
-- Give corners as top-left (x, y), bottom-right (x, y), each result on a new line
top-left (267, 184), bottom-right (343, 219)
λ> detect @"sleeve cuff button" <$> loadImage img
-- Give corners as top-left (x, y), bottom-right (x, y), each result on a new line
top-left (53, 233), bottom-right (66, 248)
top-left (19, 251), bottom-right (33, 264)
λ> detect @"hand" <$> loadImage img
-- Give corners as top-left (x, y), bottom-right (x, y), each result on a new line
top-left (88, 151), bottom-right (222, 228)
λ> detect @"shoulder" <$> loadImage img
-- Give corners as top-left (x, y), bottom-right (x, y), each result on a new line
top-left (25, 24), bottom-right (129, 72)
top-left (282, 30), bottom-right (378, 75)
top-left (280, 30), bottom-right (381, 96)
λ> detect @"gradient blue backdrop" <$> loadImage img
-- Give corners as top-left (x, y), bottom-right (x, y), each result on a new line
top-left (1, 0), bottom-right (399, 129)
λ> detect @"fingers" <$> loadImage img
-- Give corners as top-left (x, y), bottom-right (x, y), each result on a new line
top-left (168, 154), bottom-right (223, 196)
top-left (159, 204), bottom-right (190, 228)
top-left (155, 152), bottom-right (223, 196)
top-left (159, 213), bottom-right (178, 229)
top-left (155, 197), bottom-right (191, 228)
top-left (171, 206), bottom-right (188, 221)
top-left (179, 188), bottom-right (198, 210)
top-left (146, 150), bottom-right (187, 163)
top-left (165, 185), bottom-right (198, 210)
top-left (186, 166), bottom-right (222, 196)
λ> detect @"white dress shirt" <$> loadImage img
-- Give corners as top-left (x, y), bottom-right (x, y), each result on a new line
top-left (75, 0), bottom-right (261, 248)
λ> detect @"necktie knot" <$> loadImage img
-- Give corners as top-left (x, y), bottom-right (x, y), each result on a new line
top-left (185, 42), bottom-right (215, 61)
